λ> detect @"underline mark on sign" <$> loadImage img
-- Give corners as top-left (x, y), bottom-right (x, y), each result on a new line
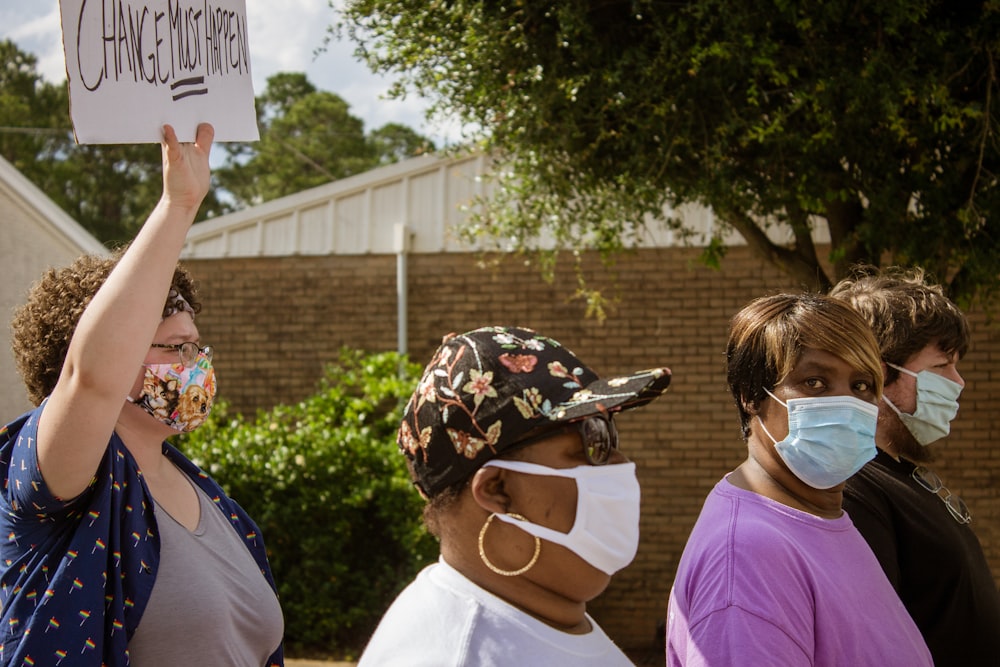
top-left (171, 76), bottom-right (208, 101)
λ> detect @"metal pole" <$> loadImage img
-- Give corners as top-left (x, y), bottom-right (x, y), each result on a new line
top-left (394, 224), bottom-right (410, 377)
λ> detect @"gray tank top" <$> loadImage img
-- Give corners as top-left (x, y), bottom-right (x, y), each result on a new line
top-left (128, 480), bottom-right (283, 665)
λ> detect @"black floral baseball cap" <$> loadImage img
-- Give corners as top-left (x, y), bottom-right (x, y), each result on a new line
top-left (398, 325), bottom-right (672, 497)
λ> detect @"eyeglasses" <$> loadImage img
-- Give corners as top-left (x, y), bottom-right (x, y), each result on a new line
top-left (577, 415), bottom-right (620, 465)
top-left (509, 415), bottom-right (620, 465)
top-left (912, 466), bottom-right (971, 524)
top-left (150, 342), bottom-right (213, 369)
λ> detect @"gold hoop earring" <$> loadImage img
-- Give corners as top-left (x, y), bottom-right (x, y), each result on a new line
top-left (478, 513), bottom-right (541, 577)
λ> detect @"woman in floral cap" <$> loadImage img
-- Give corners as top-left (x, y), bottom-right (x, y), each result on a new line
top-left (359, 326), bottom-right (671, 666)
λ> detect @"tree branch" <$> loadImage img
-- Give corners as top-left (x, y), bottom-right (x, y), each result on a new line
top-left (719, 207), bottom-right (832, 292)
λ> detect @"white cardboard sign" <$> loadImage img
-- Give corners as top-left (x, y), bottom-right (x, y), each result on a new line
top-left (59, 0), bottom-right (260, 144)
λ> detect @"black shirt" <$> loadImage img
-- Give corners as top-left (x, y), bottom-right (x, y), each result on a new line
top-left (844, 450), bottom-right (1000, 666)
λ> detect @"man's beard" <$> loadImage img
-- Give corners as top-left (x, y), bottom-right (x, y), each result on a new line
top-left (881, 412), bottom-right (937, 464)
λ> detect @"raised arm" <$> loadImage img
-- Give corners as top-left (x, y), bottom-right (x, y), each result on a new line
top-left (35, 124), bottom-right (215, 500)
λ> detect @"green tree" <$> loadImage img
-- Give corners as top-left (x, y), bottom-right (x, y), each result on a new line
top-left (369, 122), bottom-right (436, 165)
top-left (0, 40), bottom-right (66, 178)
top-left (216, 72), bottom-right (436, 207)
top-left (2, 44), bottom-right (435, 242)
top-left (0, 39), bottom-right (224, 247)
top-left (338, 1), bottom-right (1000, 303)
top-left (179, 350), bottom-right (437, 656)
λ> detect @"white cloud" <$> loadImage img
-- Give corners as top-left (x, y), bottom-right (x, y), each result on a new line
top-left (0, 3), bottom-right (65, 83)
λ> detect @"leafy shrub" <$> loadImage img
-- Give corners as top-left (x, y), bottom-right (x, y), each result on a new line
top-left (177, 349), bottom-right (437, 657)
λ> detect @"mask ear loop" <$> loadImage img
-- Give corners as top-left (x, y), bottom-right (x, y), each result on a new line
top-left (756, 416), bottom-right (780, 446)
top-left (478, 513), bottom-right (541, 577)
top-left (756, 387), bottom-right (786, 445)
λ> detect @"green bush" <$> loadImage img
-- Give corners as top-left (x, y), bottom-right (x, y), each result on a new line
top-left (177, 349), bottom-right (438, 657)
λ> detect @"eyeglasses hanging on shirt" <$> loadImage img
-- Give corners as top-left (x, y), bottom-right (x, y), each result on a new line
top-left (911, 466), bottom-right (971, 524)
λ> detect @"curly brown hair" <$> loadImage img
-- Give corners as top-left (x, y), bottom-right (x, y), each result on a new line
top-left (10, 248), bottom-right (201, 406)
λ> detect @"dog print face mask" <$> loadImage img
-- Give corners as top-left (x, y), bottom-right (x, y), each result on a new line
top-left (129, 352), bottom-right (217, 433)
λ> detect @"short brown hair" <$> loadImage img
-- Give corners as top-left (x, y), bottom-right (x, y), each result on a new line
top-left (829, 265), bottom-right (969, 385)
top-left (726, 293), bottom-right (883, 439)
top-left (10, 249), bottom-right (200, 406)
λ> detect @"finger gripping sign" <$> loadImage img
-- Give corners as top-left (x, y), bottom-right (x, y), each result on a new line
top-left (60, 0), bottom-right (260, 144)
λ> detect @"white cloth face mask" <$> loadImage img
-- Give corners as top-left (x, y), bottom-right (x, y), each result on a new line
top-left (481, 459), bottom-right (641, 575)
top-left (883, 362), bottom-right (963, 446)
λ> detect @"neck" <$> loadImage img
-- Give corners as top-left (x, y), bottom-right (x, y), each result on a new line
top-left (441, 541), bottom-right (592, 635)
top-left (115, 404), bottom-right (172, 471)
top-left (876, 442), bottom-right (901, 461)
top-left (875, 414), bottom-right (903, 460)
top-left (732, 454), bottom-right (844, 519)
top-left (876, 410), bottom-right (930, 464)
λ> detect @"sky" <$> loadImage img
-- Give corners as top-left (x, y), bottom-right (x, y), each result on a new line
top-left (0, 0), bottom-right (463, 147)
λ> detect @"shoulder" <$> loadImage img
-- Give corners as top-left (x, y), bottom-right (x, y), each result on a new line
top-left (1, 405), bottom-right (113, 518)
top-left (845, 455), bottom-right (906, 496)
top-left (674, 482), bottom-right (860, 621)
top-left (360, 564), bottom-right (472, 666)
top-left (691, 481), bottom-right (836, 555)
top-left (843, 456), bottom-right (914, 527)
top-left (1, 406), bottom-right (42, 477)
top-left (678, 511), bottom-right (823, 599)
top-left (680, 482), bottom-right (810, 565)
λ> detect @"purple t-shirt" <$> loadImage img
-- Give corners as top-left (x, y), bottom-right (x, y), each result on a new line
top-left (666, 477), bottom-right (931, 666)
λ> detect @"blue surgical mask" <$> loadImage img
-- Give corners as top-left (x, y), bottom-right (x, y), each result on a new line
top-left (884, 363), bottom-right (962, 446)
top-left (758, 389), bottom-right (878, 490)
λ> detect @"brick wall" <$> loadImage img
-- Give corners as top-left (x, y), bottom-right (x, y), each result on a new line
top-left (185, 245), bottom-right (1000, 651)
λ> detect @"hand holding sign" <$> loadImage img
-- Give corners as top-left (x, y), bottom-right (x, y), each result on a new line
top-left (161, 123), bottom-right (214, 212)
top-left (60, 0), bottom-right (259, 144)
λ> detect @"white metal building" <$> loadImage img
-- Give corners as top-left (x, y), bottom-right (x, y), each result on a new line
top-left (1, 155), bottom-right (108, 420)
top-left (181, 151), bottom-right (741, 260)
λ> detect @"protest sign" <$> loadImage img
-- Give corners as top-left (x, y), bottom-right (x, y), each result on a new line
top-left (59, 0), bottom-right (260, 143)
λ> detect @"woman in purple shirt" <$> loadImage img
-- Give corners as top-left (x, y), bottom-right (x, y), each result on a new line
top-left (666, 293), bottom-right (931, 666)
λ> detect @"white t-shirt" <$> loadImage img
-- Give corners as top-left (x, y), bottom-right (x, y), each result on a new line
top-left (359, 558), bottom-right (633, 666)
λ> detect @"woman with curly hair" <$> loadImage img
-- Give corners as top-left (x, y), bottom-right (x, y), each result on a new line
top-left (0, 125), bottom-right (283, 667)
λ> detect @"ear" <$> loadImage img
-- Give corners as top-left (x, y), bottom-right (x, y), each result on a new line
top-left (470, 465), bottom-right (510, 515)
top-left (743, 397), bottom-right (760, 416)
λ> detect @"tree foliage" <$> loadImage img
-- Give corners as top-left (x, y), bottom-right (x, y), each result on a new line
top-left (0, 41), bottom-right (65, 177)
top-left (338, 1), bottom-right (1000, 304)
top-left (369, 122), bottom-right (436, 166)
top-left (0, 39), bottom-right (222, 247)
top-left (216, 72), bottom-right (436, 207)
top-left (2, 42), bottom-right (435, 242)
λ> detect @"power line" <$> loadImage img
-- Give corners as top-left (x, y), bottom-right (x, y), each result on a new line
top-left (0, 126), bottom-right (72, 136)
